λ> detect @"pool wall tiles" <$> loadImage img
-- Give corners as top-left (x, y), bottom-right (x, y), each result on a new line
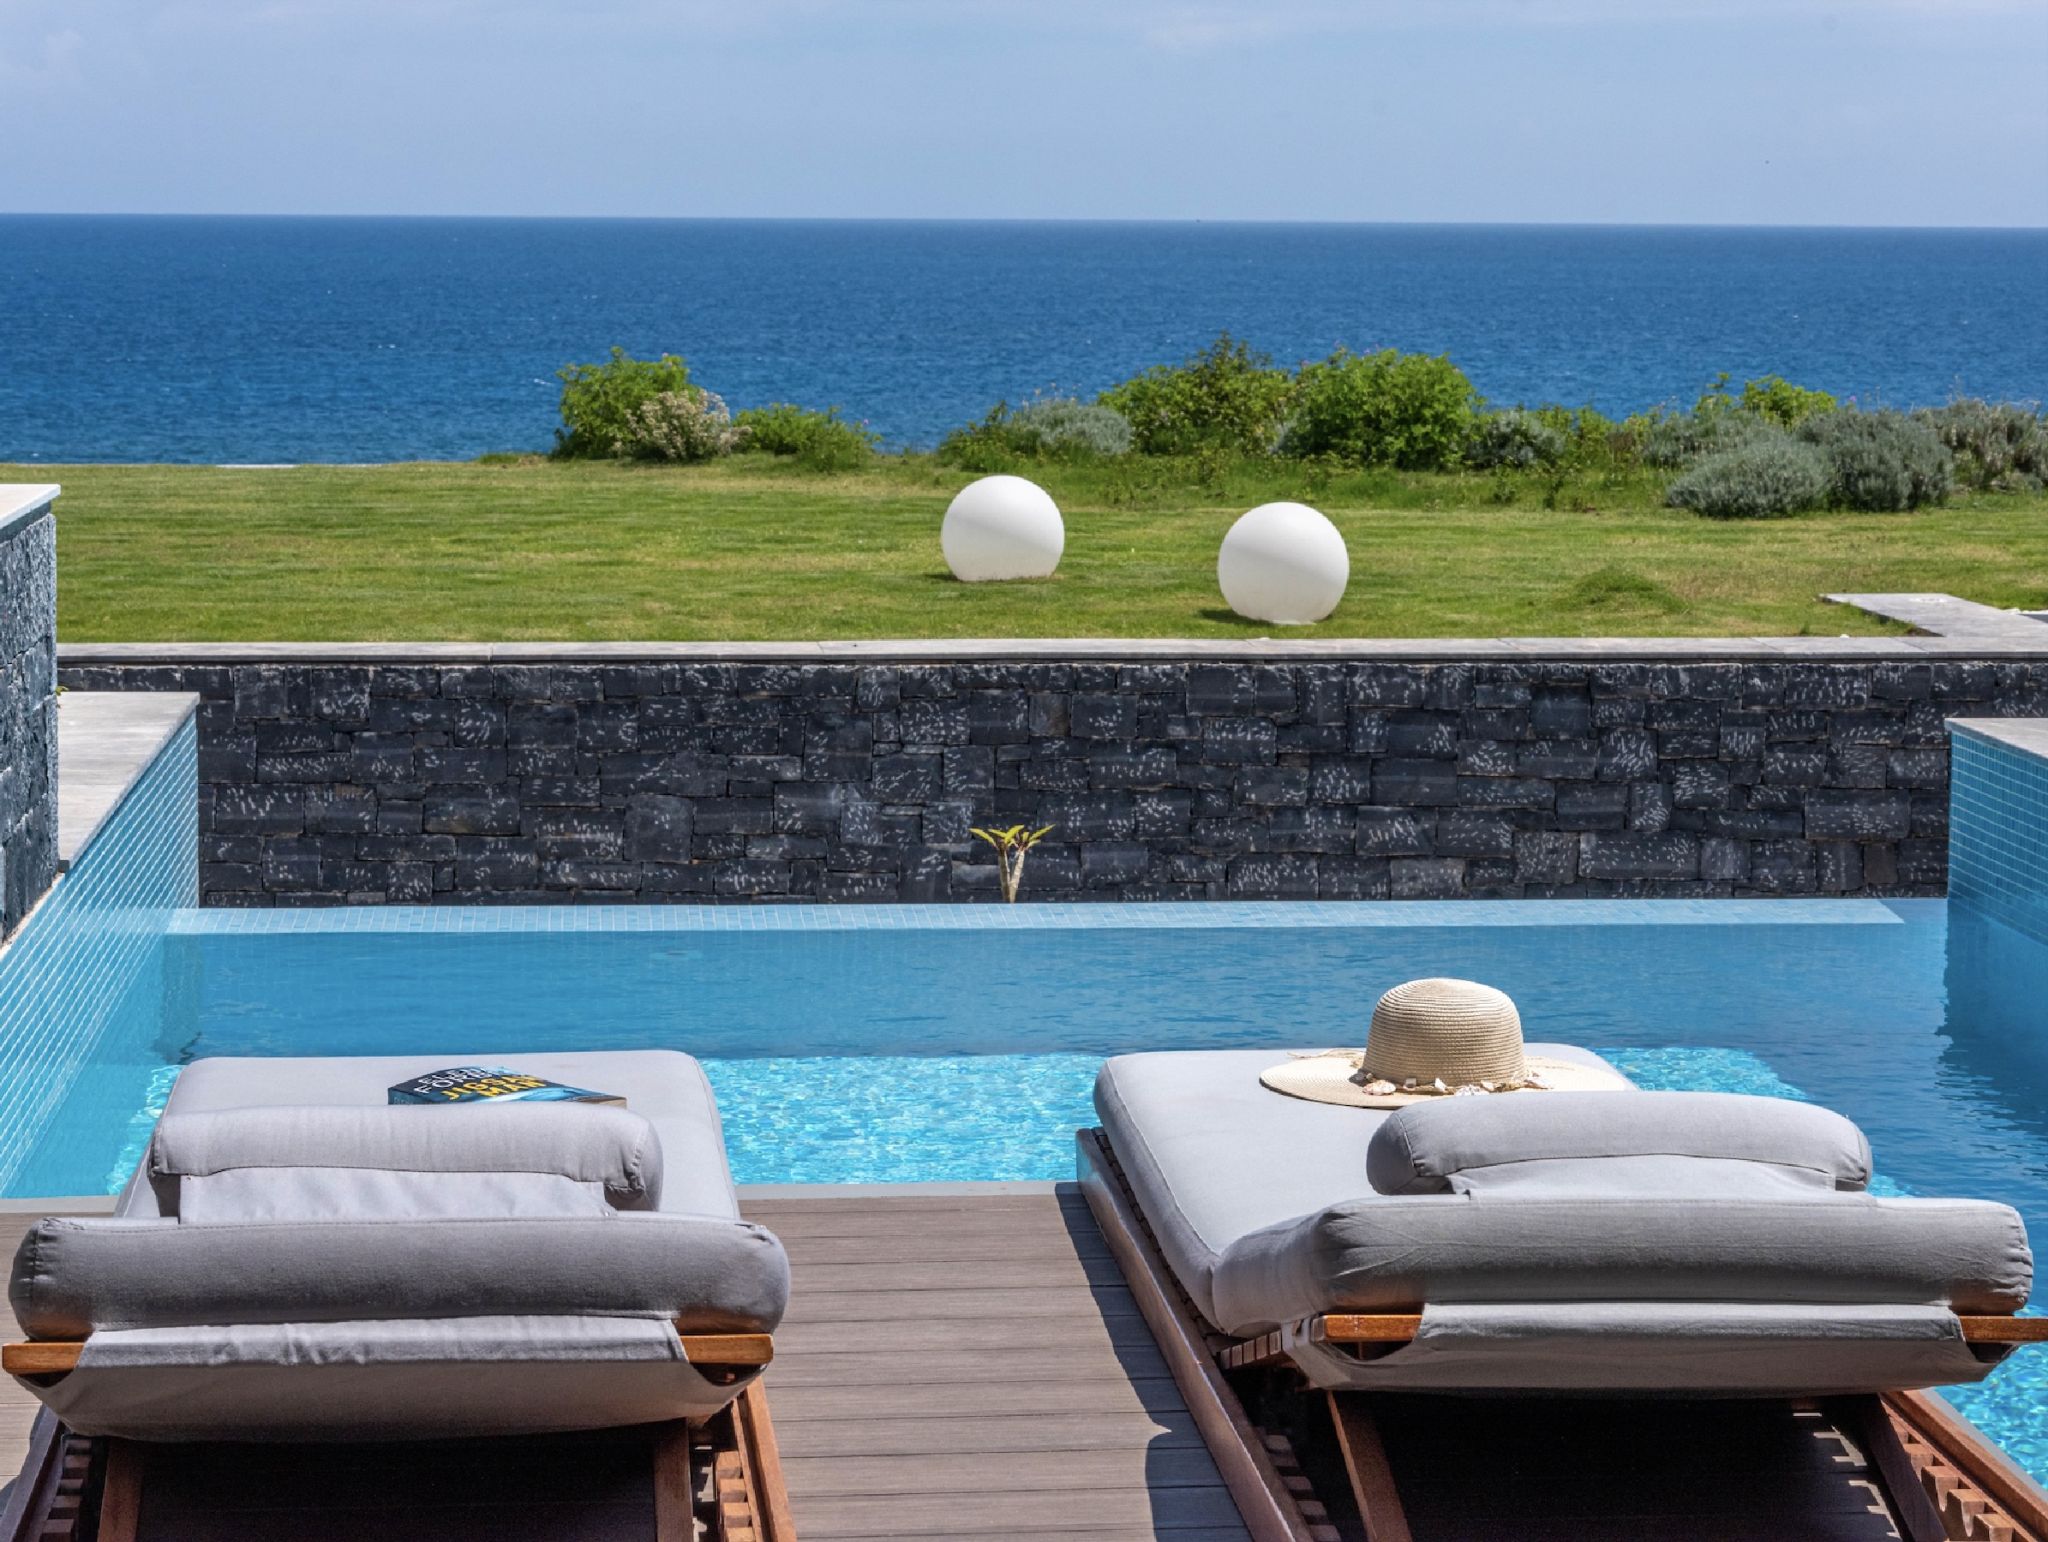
top-left (0, 714), bottom-right (196, 1188)
top-left (0, 494), bottom-right (58, 938)
top-left (1948, 723), bottom-right (2048, 947)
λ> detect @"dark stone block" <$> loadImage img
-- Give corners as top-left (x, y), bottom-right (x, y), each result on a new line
top-left (1383, 712), bottom-right (1458, 758)
top-left (1628, 780), bottom-right (1674, 832)
top-left (1354, 807), bottom-right (1436, 856)
top-left (1390, 857), bottom-right (1466, 899)
top-left (1438, 812), bottom-right (1514, 858)
top-left (1310, 757), bottom-right (1376, 803)
top-left (1070, 692), bottom-right (1137, 740)
top-left (1554, 783), bottom-right (1629, 829)
top-left (1579, 833), bottom-right (1699, 881)
top-left (1514, 831), bottom-right (1577, 885)
top-left (1201, 719), bottom-right (1278, 764)
top-left (1371, 760), bottom-right (1459, 806)
top-left (1236, 766), bottom-right (1309, 807)
top-left (1254, 806), bottom-right (1354, 853)
top-left (625, 794), bottom-right (693, 862)
top-left (425, 793), bottom-right (522, 836)
top-left (1530, 690), bottom-right (1592, 738)
top-left (1458, 776), bottom-right (1553, 810)
top-left (1319, 856), bottom-right (1391, 900)
top-left (1521, 739), bottom-right (1601, 779)
top-left (1804, 790), bottom-right (1911, 840)
top-left (1671, 761), bottom-right (1731, 809)
top-left (1226, 854), bottom-right (1319, 898)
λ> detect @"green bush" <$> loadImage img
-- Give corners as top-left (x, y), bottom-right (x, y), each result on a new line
top-left (1000, 398), bottom-right (1133, 458)
top-left (615, 390), bottom-right (741, 463)
top-left (1665, 432), bottom-right (1829, 519)
top-left (1640, 407), bottom-right (1782, 468)
top-left (1466, 408), bottom-right (1567, 471)
top-left (554, 348), bottom-right (696, 458)
top-left (1738, 375), bottom-right (1838, 428)
top-left (1098, 334), bottom-right (1294, 457)
top-left (1916, 399), bottom-right (2048, 491)
top-left (1279, 349), bottom-right (1481, 470)
top-left (1797, 409), bottom-right (1951, 511)
top-left (735, 404), bottom-right (879, 472)
top-left (938, 398), bottom-right (1132, 469)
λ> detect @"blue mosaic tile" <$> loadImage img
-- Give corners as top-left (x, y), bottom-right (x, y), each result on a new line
top-left (1950, 726), bottom-right (2048, 948)
top-left (0, 716), bottom-right (196, 1190)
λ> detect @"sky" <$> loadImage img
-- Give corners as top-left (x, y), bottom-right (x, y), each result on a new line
top-left (2, 0), bottom-right (2045, 226)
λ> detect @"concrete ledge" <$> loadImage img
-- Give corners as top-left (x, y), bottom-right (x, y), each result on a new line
top-left (0, 485), bottom-right (58, 543)
top-left (55, 631), bottom-right (2048, 665)
top-left (1950, 718), bottom-right (2048, 759)
top-left (56, 692), bottom-right (201, 870)
top-left (1826, 593), bottom-right (2047, 642)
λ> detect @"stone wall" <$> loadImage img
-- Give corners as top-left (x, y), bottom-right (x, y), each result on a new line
top-left (52, 650), bottom-right (2043, 906)
top-left (0, 493), bottom-right (58, 936)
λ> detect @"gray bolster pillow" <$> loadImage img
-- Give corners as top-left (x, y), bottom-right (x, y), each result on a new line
top-left (1367, 1091), bottom-right (1871, 1196)
top-left (11, 1213), bottom-right (789, 1338)
top-left (152, 1104), bottom-right (663, 1209)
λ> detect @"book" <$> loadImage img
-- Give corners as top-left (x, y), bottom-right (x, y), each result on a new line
top-left (387, 1065), bottom-right (626, 1108)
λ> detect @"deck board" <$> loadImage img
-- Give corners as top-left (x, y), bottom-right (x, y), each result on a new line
top-left (0, 1192), bottom-right (1251, 1540)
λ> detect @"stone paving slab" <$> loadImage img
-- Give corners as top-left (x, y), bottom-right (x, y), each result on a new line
top-left (1826, 592), bottom-right (2048, 641)
top-left (55, 691), bottom-right (199, 869)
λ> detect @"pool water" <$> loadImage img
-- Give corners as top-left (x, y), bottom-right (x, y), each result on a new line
top-left (8, 897), bottom-right (2047, 1476)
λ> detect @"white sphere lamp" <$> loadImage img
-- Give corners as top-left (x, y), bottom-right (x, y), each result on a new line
top-left (941, 475), bottom-right (1064, 582)
top-left (1217, 502), bottom-right (1349, 625)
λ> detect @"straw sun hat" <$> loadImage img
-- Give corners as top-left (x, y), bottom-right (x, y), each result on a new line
top-left (1260, 977), bottom-right (1628, 1109)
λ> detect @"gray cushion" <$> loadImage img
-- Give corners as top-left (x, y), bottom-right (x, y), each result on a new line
top-left (1365, 1091), bottom-right (1871, 1197)
top-left (152, 1103), bottom-right (665, 1212)
top-left (1096, 1048), bottom-right (2034, 1348)
top-left (11, 1211), bottom-right (790, 1337)
top-left (121, 1051), bottom-right (736, 1221)
top-left (1211, 1191), bottom-right (2032, 1337)
top-left (1093, 1045), bottom-right (1626, 1328)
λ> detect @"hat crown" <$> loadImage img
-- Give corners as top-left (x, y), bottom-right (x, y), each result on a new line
top-left (1364, 977), bottom-right (1527, 1086)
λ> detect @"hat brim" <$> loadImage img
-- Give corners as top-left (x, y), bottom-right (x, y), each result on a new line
top-left (1259, 1051), bottom-right (1630, 1109)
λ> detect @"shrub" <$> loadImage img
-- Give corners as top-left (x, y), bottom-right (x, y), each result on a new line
top-left (938, 398), bottom-right (1133, 468)
top-left (1000, 398), bottom-right (1133, 458)
top-left (1916, 399), bottom-right (2048, 491)
top-left (735, 403), bottom-right (878, 472)
top-left (1665, 433), bottom-right (1829, 519)
top-left (1739, 375), bottom-right (1837, 428)
top-left (554, 348), bottom-right (696, 458)
top-left (1279, 349), bottom-right (1481, 470)
top-left (617, 389), bottom-right (741, 463)
top-left (1797, 409), bottom-right (1952, 511)
top-left (1098, 333), bottom-right (1294, 457)
top-left (1465, 408), bottom-right (1567, 471)
top-left (1639, 407), bottom-right (1781, 468)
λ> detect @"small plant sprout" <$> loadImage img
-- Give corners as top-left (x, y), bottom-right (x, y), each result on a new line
top-left (970, 824), bottom-right (1054, 903)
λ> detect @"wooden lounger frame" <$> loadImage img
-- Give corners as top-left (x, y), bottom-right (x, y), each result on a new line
top-left (1077, 1126), bottom-right (2048, 1542)
top-left (0, 1335), bottom-right (793, 1542)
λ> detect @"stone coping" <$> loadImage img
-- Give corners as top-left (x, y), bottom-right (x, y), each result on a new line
top-left (1950, 718), bottom-right (2048, 760)
top-left (1825, 592), bottom-right (2048, 642)
top-left (55, 691), bottom-right (199, 870)
top-left (53, 633), bottom-right (2048, 664)
top-left (0, 484), bottom-right (58, 542)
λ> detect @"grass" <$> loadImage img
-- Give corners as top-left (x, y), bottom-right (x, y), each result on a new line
top-left (18, 454), bottom-right (2048, 642)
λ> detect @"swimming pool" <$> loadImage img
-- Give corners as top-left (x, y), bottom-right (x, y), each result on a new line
top-left (5, 896), bottom-right (2046, 1475)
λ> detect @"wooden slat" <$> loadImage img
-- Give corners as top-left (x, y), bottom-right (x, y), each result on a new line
top-left (1313, 1312), bottom-right (2045, 1346)
top-left (94, 1440), bottom-right (142, 1542)
top-left (777, 1411), bottom-right (1204, 1458)
top-left (767, 1374), bottom-right (1189, 1422)
top-left (1326, 1395), bottom-right (1414, 1542)
top-left (1821, 1397), bottom-right (1948, 1542)
top-left (737, 1384), bottom-right (798, 1542)
top-left (649, 1422), bottom-right (694, 1542)
top-left (1888, 1389), bottom-right (2048, 1539)
top-left (775, 1484), bottom-right (1249, 1538)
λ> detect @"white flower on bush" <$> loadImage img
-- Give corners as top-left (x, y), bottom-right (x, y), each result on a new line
top-left (617, 389), bottom-right (742, 463)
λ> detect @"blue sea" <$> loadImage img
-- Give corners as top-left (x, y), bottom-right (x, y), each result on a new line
top-left (1, 215), bottom-right (2044, 463)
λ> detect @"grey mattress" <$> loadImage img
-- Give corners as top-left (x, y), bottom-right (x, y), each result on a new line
top-left (10, 1050), bottom-right (788, 1440)
top-left (1094, 1048), bottom-right (2032, 1394)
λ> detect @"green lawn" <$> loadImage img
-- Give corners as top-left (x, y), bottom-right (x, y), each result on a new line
top-left (19, 456), bottom-right (2048, 641)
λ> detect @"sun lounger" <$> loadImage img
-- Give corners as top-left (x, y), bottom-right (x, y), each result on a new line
top-left (4, 1050), bottom-right (795, 1540)
top-left (1080, 1047), bottom-right (2048, 1541)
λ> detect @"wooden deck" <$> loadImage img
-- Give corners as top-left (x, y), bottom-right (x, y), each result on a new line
top-left (745, 1185), bottom-right (1251, 1541)
top-left (0, 1188), bottom-right (1253, 1540)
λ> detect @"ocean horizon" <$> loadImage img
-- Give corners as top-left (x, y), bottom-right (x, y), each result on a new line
top-left (4, 213), bottom-right (2044, 464)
